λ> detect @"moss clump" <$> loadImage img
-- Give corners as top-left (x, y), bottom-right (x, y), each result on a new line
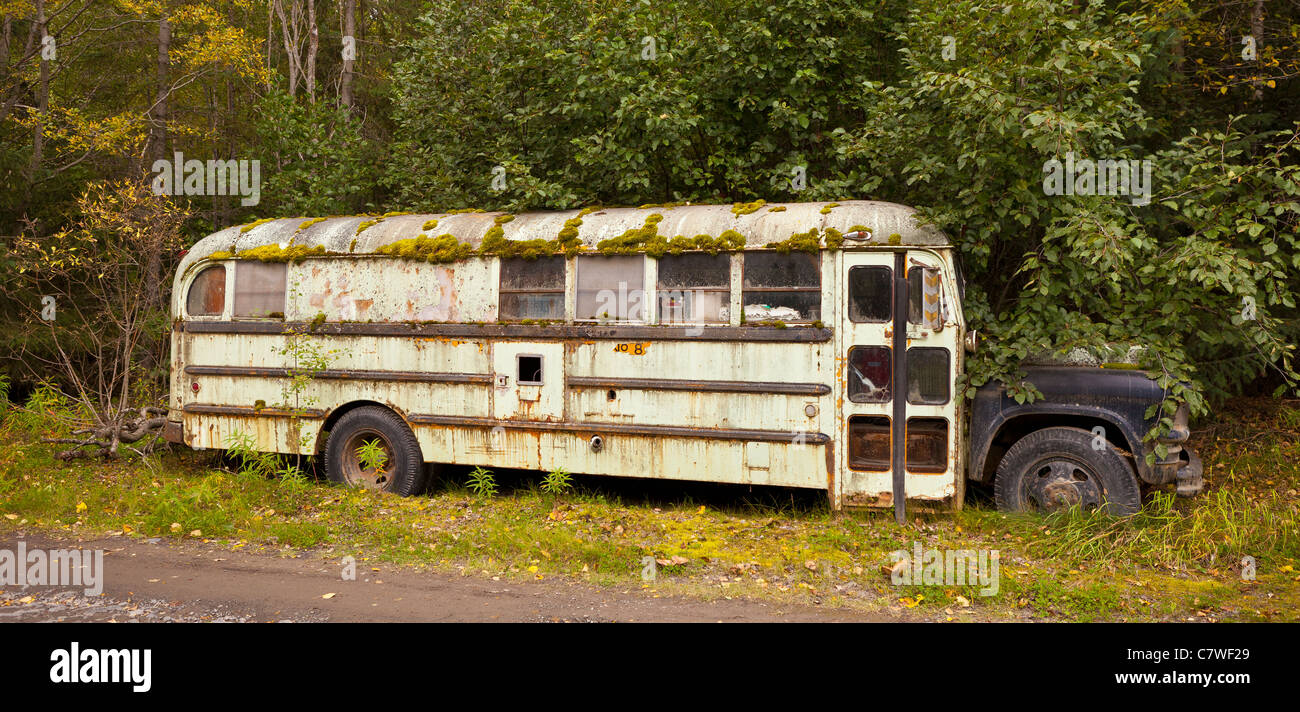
top-left (422, 219), bottom-right (439, 232)
top-left (766, 227), bottom-right (841, 254)
top-left (888, 233), bottom-right (902, 245)
top-left (239, 218), bottom-right (277, 233)
top-left (348, 238), bottom-right (358, 252)
top-left (731, 199), bottom-right (766, 217)
top-left (207, 250), bottom-right (234, 260)
top-left (381, 211), bottom-right (411, 218)
top-left (356, 218), bottom-right (382, 235)
top-left (447, 208), bottom-right (485, 214)
top-left (819, 202), bottom-right (840, 215)
top-left (376, 234), bottom-right (475, 264)
top-left (639, 201), bottom-right (689, 209)
top-left (308, 312), bottom-right (327, 332)
top-left (253, 399), bottom-right (267, 411)
top-left (596, 215), bottom-right (746, 257)
top-left (596, 213), bottom-right (664, 254)
top-left (298, 217), bottom-right (327, 231)
top-left (767, 205), bottom-right (787, 213)
top-left (236, 244), bottom-right (328, 264)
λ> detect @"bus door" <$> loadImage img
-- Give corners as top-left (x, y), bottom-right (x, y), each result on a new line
top-left (838, 250), bottom-right (958, 517)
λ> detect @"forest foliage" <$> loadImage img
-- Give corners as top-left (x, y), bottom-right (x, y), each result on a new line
top-left (1, 0), bottom-right (1297, 420)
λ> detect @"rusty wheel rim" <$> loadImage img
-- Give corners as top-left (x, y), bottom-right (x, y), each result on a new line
top-left (340, 429), bottom-right (395, 491)
top-left (1020, 457), bottom-right (1102, 511)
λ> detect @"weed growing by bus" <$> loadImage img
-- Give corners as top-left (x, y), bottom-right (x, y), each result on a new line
top-left (467, 467), bottom-right (498, 499)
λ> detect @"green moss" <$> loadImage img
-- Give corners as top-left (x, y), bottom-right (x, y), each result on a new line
top-left (888, 233), bottom-right (902, 245)
top-left (235, 244), bottom-right (328, 264)
top-left (308, 312), bottom-right (327, 332)
top-left (731, 199), bottom-right (766, 217)
top-left (381, 211), bottom-right (411, 218)
top-left (422, 219), bottom-right (439, 231)
top-left (639, 202), bottom-right (689, 209)
top-left (766, 228), bottom-right (827, 254)
top-left (447, 208), bottom-right (485, 214)
top-left (356, 218), bottom-right (382, 235)
top-left (253, 399), bottom-right (266, 411)
top-left (767, 205), bottom-right (787, 213)
top-left (207, 250), bottom-right (234, 260)
top-left (819, 202), bottom-right (840, 215)
top-left (375, 234), bottom-right (476, 264)
top-left (348, 238), bottom-right (358, 252)
top-left (239, 218), bottom-right (277, 233)
top-left (298, 217), bottom-right (327, 231)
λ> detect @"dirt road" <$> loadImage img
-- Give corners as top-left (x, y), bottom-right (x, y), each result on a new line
top-left (0, 533), bottom-right (891, 622)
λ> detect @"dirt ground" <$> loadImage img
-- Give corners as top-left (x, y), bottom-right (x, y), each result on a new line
top-left (0, 532), bottom-right (896, 623)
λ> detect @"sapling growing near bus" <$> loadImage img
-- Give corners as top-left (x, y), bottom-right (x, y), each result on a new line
top-left (354, 438), bottom-right (389, 474)
top-left (540, 467), bottom-right (574, 497)
top-left (466, 466), bottom-right (498, 499)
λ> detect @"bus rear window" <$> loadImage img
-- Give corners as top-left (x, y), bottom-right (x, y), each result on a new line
top-left (186, 265), bottom-right (225, 316)
top-left (742, 251), bottom-right (820, 322)
top-left (499, 256), bottom-right (564, 320)
top-left (848, 346), bottom-right (891, 403)
top-left (233, 262), bottom-right (286, 318)
top-left (848, 416), bottom-right (890, 471)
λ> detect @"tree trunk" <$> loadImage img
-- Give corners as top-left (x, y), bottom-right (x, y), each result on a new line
top-left (31, 0), bottom-right (48, 175)
top-left (340, 0), bottom-right (355, 111)
top-left (1251, 0), bottom-right (1264, 101)
top-left (306, 0), bottom-right (317, 103)
top-left (151, 17), bottom-right (171, 164)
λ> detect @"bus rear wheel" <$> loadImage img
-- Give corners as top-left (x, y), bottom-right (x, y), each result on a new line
top-left (993, 426), bottom-right (1141, 516)
top-left (323, 406), bottom-right (428, 496)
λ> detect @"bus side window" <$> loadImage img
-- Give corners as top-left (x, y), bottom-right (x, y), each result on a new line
top-left (499, 256), bottom-right (564, 320)
top-left (232, 262), bottom-right (287, 318)
top-left (742, 251), bottom-right (820, 322)
top-left (186, 265), bottom-right (226, 317)
top-left (657, 253), bottom-right (729, 324)
top-left (576, 255), bottom-right (646, 321)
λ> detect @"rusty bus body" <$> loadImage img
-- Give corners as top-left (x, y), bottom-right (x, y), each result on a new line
top-left (166, 201), bottom-right (1201, 515)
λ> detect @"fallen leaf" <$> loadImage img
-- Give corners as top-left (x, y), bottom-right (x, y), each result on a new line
top-left (321, 593), bottom-right (336, 599)
top-left (76, 502), bottom-right (87, 513)
top-left (956, 595), bottom-right (971, 607)
top-left (19, 595), bottom-right (34, 604)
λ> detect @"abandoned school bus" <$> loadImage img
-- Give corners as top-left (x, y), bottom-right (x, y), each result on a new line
top-left (164, 201), bottom-right (1203, 517)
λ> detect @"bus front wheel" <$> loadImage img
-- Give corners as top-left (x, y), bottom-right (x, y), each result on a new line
top-left (993, 426), bottom-right (1141, 516)
top-left (323, 406), bottom-right (428, 496)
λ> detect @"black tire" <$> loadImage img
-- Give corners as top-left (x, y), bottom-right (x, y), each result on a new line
top-left (993, 426), bottom-right (1141, 515)
top-left (322, 406), bottom-right (427, 496)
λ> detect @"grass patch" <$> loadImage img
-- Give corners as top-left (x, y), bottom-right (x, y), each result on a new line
top-left (0, 397), bottom-right (1297, 621)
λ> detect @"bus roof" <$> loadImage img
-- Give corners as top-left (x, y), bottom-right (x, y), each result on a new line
top-left (177, 200), bottom-right (948, 278)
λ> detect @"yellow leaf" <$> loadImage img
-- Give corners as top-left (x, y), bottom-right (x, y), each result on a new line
top-left (19, 596), bottom-right (34, 604)
top-left (321, 593), bottom-right (336, 599)
top-left (75, 502), bottom-right (87, 513)
top-left (527, 565), bottom-right (538, 573)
